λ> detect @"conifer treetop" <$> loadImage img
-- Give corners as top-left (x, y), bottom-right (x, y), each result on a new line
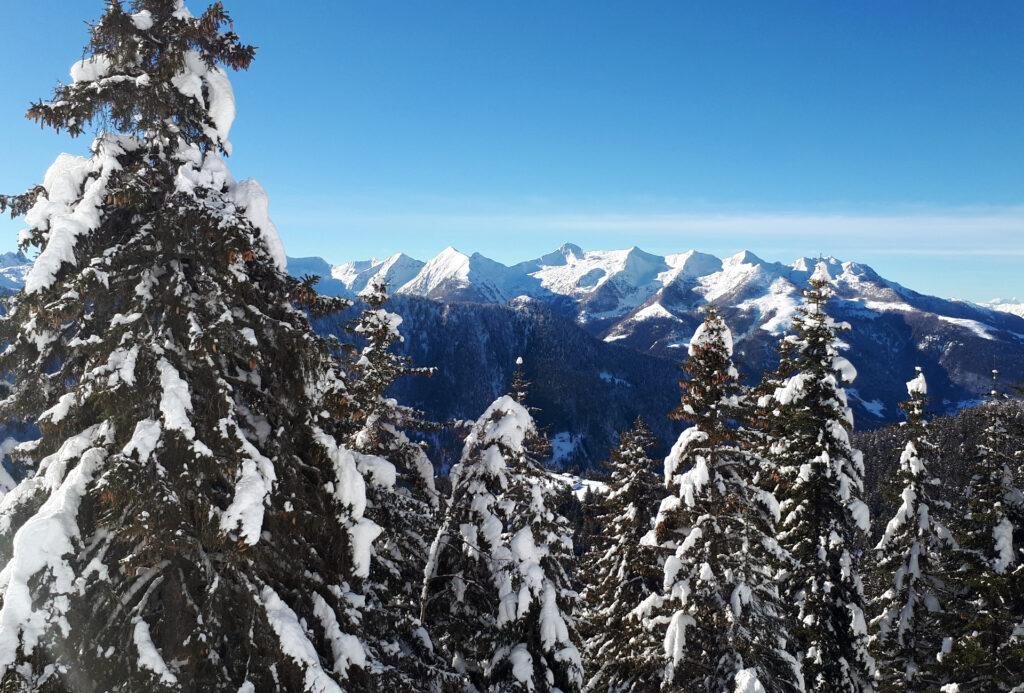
top-left (510, 356), bottom-right (531, 406)
top-left (580, 416), bottom-right (665, 692)
top-left (422, 394), bottom-right (582, 691)
top-left (28, 0), bottom-right (254, 151)
top-left (2, 0), bottom-right (287, 298)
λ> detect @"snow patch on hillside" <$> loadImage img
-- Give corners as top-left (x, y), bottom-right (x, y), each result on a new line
top-left (599, 371), bottom-right (630, 387)
top-left (549, 432), bottom-right (583, 468)
top-left (735, 278), bottom-right (800, 335)
top-left (550, 472), bottom-right (608, 500)
top-left (633, 302), bottom-right (679, 322)
top-left (937, 316), bottom-right (994, 340)
top-left (847, 388), bottom-right (886, 417)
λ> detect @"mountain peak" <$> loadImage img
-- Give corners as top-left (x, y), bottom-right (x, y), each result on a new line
top-left (791, 255), bottom-right (843, 273)
top-left (661, 250), bottom-right (723, 284)
top-left (725, 250), bottom-right (765, 266)
top-left (622, 245), bottom-right (659, 260)
top-left (435, 245), bottom-right (467, 260)
top-left (0, 251), bottom-right (29, 268)
top-left (558, 242), bottom-right (583, 258)
top-left (398, 246), bottom-right (540, 302)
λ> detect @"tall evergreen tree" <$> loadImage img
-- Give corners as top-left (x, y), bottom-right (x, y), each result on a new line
top-left (0, 2), bottom-right (376, 690)
top-left (940, 370), bottom-right (1024, 690)
top-left (421, 390), bottom-right (583, 691)
top-left (345, 278), bottom-right (453, 690)
top-left (580, 418), bottom-right (665, 692)
top-left (645, 309), bottom-right (800, 693)
top-left (870, 369), bottom-right (953, 691)
top-left (767, 264), bottom-right (875, 692)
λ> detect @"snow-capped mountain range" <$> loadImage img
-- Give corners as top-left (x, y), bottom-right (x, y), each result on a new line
top-left (296, 243), bottom-right (1024, 356)
top-left (0, 252), bottom-right (31, 292)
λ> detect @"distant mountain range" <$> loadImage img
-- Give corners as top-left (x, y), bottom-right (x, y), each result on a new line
top-left (984, 300), bottom-right (1024, 319)
top-left (291, 245), bottom-right (1024, 355)
top-left (286, 243), bottom-right (1024, 467)
top-left (0, 252), bottom-right (30, 293)
top-left (2, 245), bottom-right (1022, 469)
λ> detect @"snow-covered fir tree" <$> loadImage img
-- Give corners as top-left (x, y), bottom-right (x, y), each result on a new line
top-left (766, 264), bottom-right (875, 692)
top-left (345, 278), bottom-right (454, 689)
top-left (940, 370), bottom-right (1024, 690)
top-left (580, 418), bottom-right (666, 692)
top-left (421, 389), bottom-right (583, 691)
top-left (0, 2), bottom-right (380, 690)
top-left (510, 356), bottom-right (531, 406)
top-left (643, 309), bottom-right (800, 693)
top-left (870, 369), bottom-right (953, 691)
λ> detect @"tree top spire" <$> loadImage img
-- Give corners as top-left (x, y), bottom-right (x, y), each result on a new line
top-left (25, 0), bottom-right (255, 154)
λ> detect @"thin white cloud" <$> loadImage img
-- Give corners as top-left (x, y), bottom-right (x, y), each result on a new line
top-left (540, 210), bottom-right (1024, 237)
top-left (287, 206), bottom-right (1024, 244)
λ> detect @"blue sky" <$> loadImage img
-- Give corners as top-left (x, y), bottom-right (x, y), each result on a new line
top-left (1, 1), bottom-right (1022, 301)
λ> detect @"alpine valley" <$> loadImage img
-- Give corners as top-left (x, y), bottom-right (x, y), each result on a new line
top-left (5, 245), bottom-right (1024, 468)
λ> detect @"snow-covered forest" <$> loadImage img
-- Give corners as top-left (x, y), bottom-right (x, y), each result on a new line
top-left (0, 2), bottom-right (1020, 691)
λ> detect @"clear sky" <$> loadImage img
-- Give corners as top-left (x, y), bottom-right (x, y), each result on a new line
top-left (1, 1), bottom-right (1022, 302)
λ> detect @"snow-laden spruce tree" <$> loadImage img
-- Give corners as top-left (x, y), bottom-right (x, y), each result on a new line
top-left (421, 390), bottom-right (583, 692)
top-left (767, 264), bottom-right (875, 692)
top-left (642, 309), bottom-right (800, 693)
top-left (940, 371), bottom-right (1024, 690)
top-left (344, 278), bottom-right (454, 689)
top-left (579, 418), bottom-right (666, 692)
top-left (0, 2), bottom-right (379, 690)
top-left (870, 369), bottom-right (954, 691)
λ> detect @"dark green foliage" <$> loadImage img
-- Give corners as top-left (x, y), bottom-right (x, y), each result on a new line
top-left (25, 1), bottom-right (254, 145)
top-left (939, 373), bottom-right (1024, 690)
top-left (345, 280), bottom-right (455, 690)
top-left (870, 370), bottom-right (953, 691)
top-left (652, 308), bottom-right (800, 693)
top-left (580, 418), bottom-right (666, 692)
top-left (766, 272), bottom-right (875, 693)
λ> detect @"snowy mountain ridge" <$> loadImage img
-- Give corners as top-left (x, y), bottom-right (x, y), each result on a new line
top-left (304, 243), bottom-right (1020, 342)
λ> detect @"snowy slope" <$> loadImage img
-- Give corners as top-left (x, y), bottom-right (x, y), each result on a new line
top-left (332, 252), bottom-right (424, 296)
top-left (985, 301), bottom-right (1024, 319)
top-left (397, 246), bottom-right (543, 303)
top-left (288, 253), bottom-right (423, 298)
